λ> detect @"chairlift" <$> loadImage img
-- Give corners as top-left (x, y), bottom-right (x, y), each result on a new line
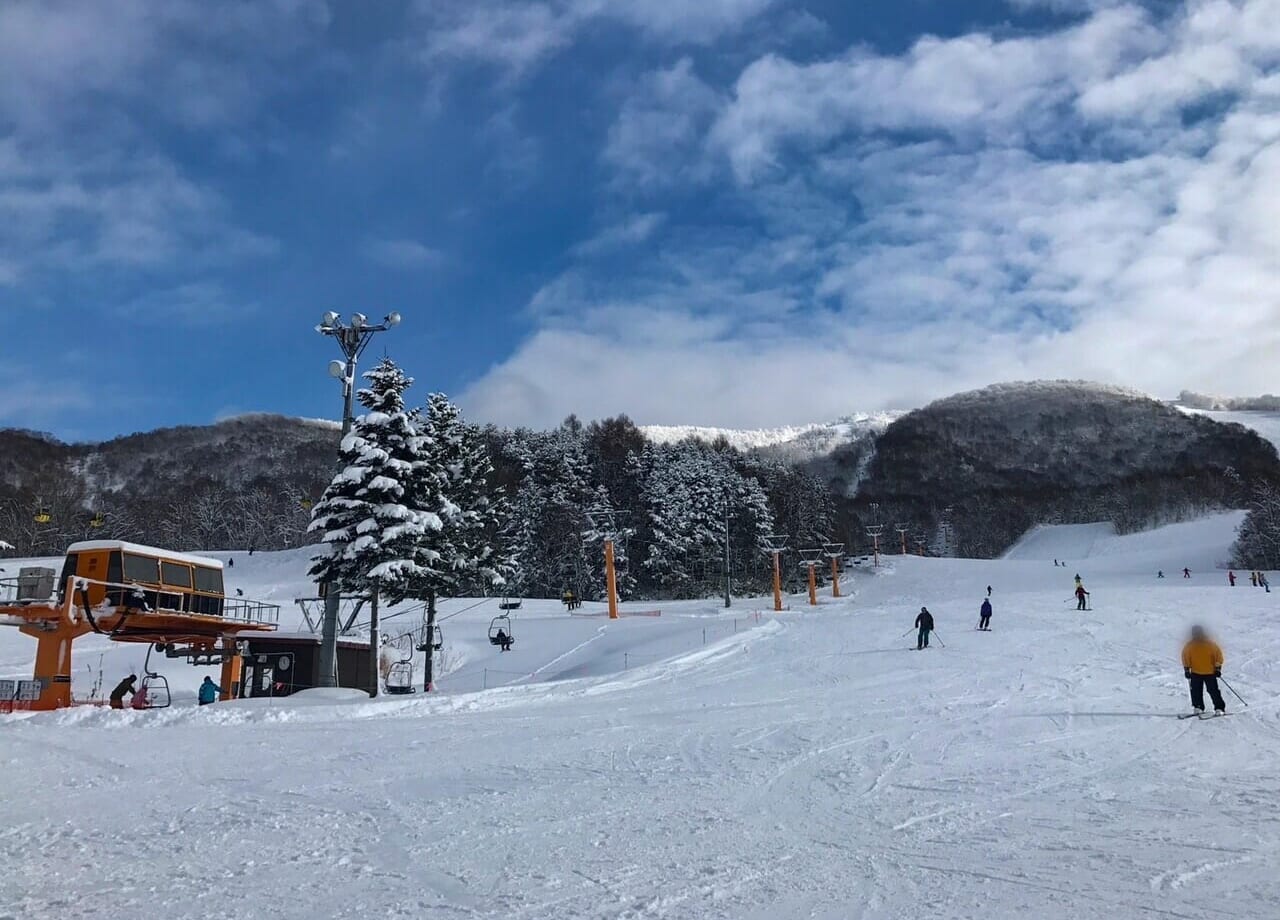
top-left (33, 507), bottom-right (51, 525)
top-left (488, 615), bottom-right (514, 647)
top-left (300, 498), bottom-right (314, 511)
top-left (498, 594), bottom-right (522, 611)
top-left (385, 660), bottom-right (415, 695)
top-left (89, 512), bottom-right (105, 529)
top-left (136, 644), bottom-right (171, 709)
top-left (414, 624), bottom-right (443, 653)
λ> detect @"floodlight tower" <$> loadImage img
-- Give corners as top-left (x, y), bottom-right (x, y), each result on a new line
top-left (823, 542), bottom-right (845, 598)
top-left (761, 535), bottom-right (789, 612)
top-left (314, 310), bottom-right (401, 687)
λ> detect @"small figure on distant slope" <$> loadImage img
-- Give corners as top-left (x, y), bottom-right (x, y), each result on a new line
top-left (978, 598), bottom-right (992, 631)
top-left (1074, 573), bottom-right (1082, 589)
top-left (1157, 570), bottom-right (1165, 579)
top-left (915, 607), bottom-right (935, 650)
top-left (1183, 568), bottom-right (1192, 579)
top-left (986, 585), bottom-right (992, 597)
top-left (1251, 571), bottom-right (1259, 587)
top-left (1181, 625), bottom-right (1225, 715)
top-left (1228, 570), bottom-right (1236, 587)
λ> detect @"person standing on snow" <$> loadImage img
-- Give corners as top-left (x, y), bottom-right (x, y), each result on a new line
top-left (915, 607), bottom-right (935, 650)
top-left (1183, 568), bottom-right (1192, 578)
top-left (1075, 584), bottom-right (1090, 610)
top-left (978, 598), bottom-right (992, 631)
top-left (198, 676), bottom-right (221, 706)
top-left (109, 674), bottom-right (137, 710)
top-left (1262, 573), bottom-right (1271, 594)
top-left (1074, 573), bottom-right (1082, 588)
top-left (1251, 571), bottom-right (1259, 587)
top-left (986, 585), bottom-right (992, 597)
top-left (1181, 625), bottom-right (1226, 715)
top-left (1157, 571), bottom-right (1165, 579)
top-left (1228, 570), bottom-right (1236, 587)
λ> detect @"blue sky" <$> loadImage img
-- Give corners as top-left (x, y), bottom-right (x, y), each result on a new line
top-left (2, 0), bottom-right (1279, 441)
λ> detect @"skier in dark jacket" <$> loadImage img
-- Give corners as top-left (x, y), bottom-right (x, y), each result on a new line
top-left (915, 607), bottom-right (935, 649)
top-left (978, 598), bottom-right (992, 631)
top-left (109, 674), bottom-right (137, 710)
top-left (495, 629), bottom-right (513, 652)
top-left (1075, 584), bottom-right (1090, 610)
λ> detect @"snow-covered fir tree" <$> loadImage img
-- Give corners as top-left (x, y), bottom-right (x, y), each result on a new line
top-left (413, 393), bottom-right (507, 597)
top-left (307, 358), bottom-right (444, 604)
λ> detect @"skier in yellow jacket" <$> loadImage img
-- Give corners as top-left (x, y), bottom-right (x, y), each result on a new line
top-left (1181, 625), bottom-right (1226, 715)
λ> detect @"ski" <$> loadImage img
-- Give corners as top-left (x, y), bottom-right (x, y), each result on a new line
top-left (1177, 712), bottom-right (1205, 719)
top-left (1198, 711), bottom-right (1232, 719)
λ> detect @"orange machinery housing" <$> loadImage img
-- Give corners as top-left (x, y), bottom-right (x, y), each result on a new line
top-left (0, 541), bottom-right (279, 711)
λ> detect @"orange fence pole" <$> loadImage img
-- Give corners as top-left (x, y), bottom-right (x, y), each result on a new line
top-left (807, 564), bottom-right (817, 606)
top-left (831, 557), bottom-right (841, 598)
top-left (605, 538), bottom-right (619, 620)
top-left (772, 551), bottom-right (783, 612)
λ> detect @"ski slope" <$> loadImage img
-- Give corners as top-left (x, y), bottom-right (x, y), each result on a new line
top-left (4, 516), bottom-right (1280, 919)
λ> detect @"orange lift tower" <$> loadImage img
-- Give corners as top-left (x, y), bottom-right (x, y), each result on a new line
top-left (798, 548), bottom-right (824, 607)
top-left (823, 542), bottom-right (845, 598)
top-left (761, 535), bottom-right (788, 612)
top-left (0, 541), bottom-right (279, 711)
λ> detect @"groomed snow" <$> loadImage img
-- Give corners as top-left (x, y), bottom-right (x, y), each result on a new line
top-left (4, 514), bottom-right (1280, 919)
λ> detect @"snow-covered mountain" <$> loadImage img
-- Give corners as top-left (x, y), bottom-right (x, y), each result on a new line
top-left (642, 411), bottom-right (903, 462)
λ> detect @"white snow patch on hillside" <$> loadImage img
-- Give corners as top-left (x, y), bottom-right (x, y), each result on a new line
top-left (642, 411), bottom-right (902, 455)
top-left (1175, 405), bottom-right (1280, 451)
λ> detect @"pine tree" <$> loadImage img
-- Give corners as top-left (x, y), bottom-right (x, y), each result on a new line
top-left (308, 358), bottom-right (444, 604)
top-left (413, 393), bottom-right (507, 597)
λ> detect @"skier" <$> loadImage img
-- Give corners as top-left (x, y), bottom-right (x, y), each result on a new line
top-left (1181, 625), bottom-right (1226, 715)
top-left (109, 674), bottom-right (137, 710)
top-left (1228, 570), bottom-right (1236, 587)
top-left (494, 628), bottom-right (513, 652)
top-left (1183, 568), bottom-right (1192, 579)
top-left (130, 683), bottom-right (150, 710)
top-left (1251, 570), bottom-right (1259, 587)
top-left (228, 557), bottom-right (234, 568)
top-left (978, 598), bottom-right (992, 631)
top-left (561, 588), bottom-right (577, 611)
top-left (1073, 573), bottom-right (1082, 589)
top-left (1075, 584), bottom-right (1090, 610)
top-left (1157, 571), bottom-right (1165, 579)
top-left (915, 607), bottom-right (935, 650)
top-left (986, 585), bottom-right (992, 597)
top-left (198, 676), bottom-right (221, 706)
top-left (1263, 573), bottom-right (1271, 594)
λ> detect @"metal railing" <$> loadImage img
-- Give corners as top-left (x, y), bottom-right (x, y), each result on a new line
top-left (72, 577), bottom-right (281, 627)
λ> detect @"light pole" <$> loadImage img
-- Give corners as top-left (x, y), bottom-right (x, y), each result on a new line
top-left (315, 310), bottom-right (401, 688)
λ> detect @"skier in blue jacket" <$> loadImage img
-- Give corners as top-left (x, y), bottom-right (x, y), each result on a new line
top-left (978, 598), bottom-right (992, 631)
top-left (198, 676), bottom-right (221, 706)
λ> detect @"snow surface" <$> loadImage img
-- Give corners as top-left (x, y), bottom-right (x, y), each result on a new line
top-left (641, 412), bottom-right (901, 457)
top-left (5, 515), bottom-right (1280, 919)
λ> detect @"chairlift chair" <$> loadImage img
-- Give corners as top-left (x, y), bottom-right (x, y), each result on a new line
top-left (89, 512), bottom-right (105, 529)
top-left (498, 595), bottom-right (522, 611)
top-left (488, 615), bottom-right (514, 647)
top-left (33, 507), bottom-right (51, 525)
top-left (415, 624), bottom-right (443, 653)
top-left (137, 644), bottom-right (171, 709)
top-left (385, 660), bottom-right (415, 695)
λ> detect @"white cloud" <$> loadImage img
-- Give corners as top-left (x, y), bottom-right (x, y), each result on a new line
top-left (463, 0), bottom-right (1280, 428)
top-left (364, 238), bottom-right (448, 271)
top-left (570, 213), bottom-right (666, 256)
top-left (0, 0), bottom-right (324, 290)
top-left (411, 0), bottom-right (777, 81)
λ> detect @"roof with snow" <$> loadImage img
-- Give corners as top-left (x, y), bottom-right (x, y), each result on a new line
top-left (66, 541), bottom-right (224, 569)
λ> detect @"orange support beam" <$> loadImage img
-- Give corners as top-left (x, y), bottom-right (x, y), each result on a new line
top-left (219, 639), bottom-right (242, 701)
top-left (772, 551), bottom-right (783, 612)
top-left (605, 538), bottom-right (619, 620)
top-left (831, 557), bottom-right (841, 598)
top-left (807, 564), bottom-right (817, 606)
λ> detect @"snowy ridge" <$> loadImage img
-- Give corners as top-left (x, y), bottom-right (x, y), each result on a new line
top-left (641, 411), bottom-right (902, 458)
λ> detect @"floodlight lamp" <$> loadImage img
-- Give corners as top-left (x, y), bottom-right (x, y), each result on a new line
top-left (385, 311), bottom-right (401, 327)
top-left (351, 312), bottom-right (367, 328)
top-left (328, 360), bottom-right (346, 379)
top-left (321, 310), bottom-right (339, 327)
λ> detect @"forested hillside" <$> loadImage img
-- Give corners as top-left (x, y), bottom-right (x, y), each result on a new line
top-left (3, 380), bottom-right (1279, 596)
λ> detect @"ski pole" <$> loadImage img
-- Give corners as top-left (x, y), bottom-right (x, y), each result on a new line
top-left (931, 631), bottom-right (945, 648)
top-left (899, 627), bottom-right (915, 639)
top-left (1220, 676), bottom-right (1249, 707)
